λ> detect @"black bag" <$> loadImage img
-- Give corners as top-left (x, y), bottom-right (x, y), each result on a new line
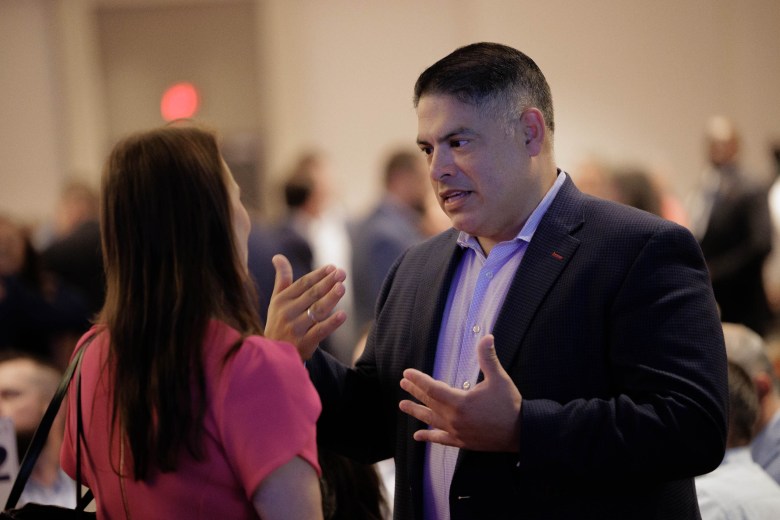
top-left (1, 338), bottom-right (96, 519)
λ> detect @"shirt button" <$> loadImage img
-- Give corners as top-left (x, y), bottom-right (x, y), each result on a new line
top-left (485, 271), bottom-right (493, 279)
top-left (462, 381), bottom-right (471, 390)
top-left (472, 325), bottom-right (480, 333)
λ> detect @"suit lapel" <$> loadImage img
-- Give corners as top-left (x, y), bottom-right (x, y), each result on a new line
top-left (409, 229), bottom-right (464, 374)
top-left (491, 176), bottom-right (584, 372)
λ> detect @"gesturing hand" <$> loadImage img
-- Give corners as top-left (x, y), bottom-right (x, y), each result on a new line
top-left (264, 254), bottom-right (347, 360)
top-left (398, 335), bottom-right (522, 452)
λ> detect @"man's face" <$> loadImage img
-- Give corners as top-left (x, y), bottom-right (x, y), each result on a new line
top-left (416, 94), bottom-right (540, 253)
top-left (708, 136), bottom-right (738, 168)
top-left (0, 360), bottom-right (45, 437)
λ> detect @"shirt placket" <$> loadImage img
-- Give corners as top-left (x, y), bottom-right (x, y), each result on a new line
top-left (446, 245), bottom-right (516, 483)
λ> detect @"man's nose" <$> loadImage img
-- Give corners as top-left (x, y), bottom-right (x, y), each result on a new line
top-left (429, 148), bottom-right (454, 182)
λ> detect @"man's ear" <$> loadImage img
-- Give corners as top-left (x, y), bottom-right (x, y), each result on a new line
top-left (518, 108), bottom-right (546, 156)
top-left (755, 372), bottom-right (773, 401)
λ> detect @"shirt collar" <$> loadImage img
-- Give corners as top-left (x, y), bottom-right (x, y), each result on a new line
top-left (722, 446), bottom-right (753, 466)
top-left (457, 170), bottom-right (568, 251)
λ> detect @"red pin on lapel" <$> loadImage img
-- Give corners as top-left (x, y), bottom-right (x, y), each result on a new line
top-left (551, 251), bottom-right (564, 261)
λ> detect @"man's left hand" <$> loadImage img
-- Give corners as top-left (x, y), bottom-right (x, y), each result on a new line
top-left (398, 334), bottom-right (522, 452)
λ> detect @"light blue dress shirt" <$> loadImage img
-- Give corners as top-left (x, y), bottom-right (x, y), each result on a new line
top-left (423, 171), bottom-right (567, 520)
top-left (696, 446), bottom-right (780, 520)
top-left (752, 408), bottom-right (780, 485)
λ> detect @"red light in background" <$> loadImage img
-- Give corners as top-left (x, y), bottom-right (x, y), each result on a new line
top-left (161, 82), bottom-right (200, 121)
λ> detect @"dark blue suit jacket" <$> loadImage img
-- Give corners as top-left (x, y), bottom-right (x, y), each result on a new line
top-left (309, 175), bottom-right (728, 519)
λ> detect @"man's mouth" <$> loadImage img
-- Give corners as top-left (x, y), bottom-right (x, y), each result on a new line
top-left (440, 190), bottom-right (471, 205)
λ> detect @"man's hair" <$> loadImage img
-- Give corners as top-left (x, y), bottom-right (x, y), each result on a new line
top-left (727, 360), bottom-right (760, 446)
top-left (283, 152), bottom-right (322, 209)
top-left (722, 322), bottom-right (780, 393)
top-left (413, 42), bottom-right (554, 134)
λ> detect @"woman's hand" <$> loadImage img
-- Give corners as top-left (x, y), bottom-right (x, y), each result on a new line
top-left (264, 254), bottom-right (347, 360)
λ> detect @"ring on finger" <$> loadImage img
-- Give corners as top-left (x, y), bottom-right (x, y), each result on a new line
top-left (307, 306), bottom-right (318, 325)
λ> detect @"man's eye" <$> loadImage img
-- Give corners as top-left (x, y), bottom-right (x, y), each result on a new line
top-left (450, 139), bottom-right (468, 148)
top-left (419, 146), bottom-right (433, 156)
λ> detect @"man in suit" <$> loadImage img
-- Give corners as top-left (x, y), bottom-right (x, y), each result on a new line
top-left (351, 149), bottom-right (429, 331)
top-left (298, 42), bottom-right (728, 519)
top-left (688, 116), bottom-right (774, 336)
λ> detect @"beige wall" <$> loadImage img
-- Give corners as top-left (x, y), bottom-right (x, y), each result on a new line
top-left (1, 0), bottom-right (65, 222)
top-left (2, 0), bottom-right (779, 224)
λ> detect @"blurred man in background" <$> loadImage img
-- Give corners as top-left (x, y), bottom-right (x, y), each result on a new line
top-left (688, 116), bottom-right (774, 336)
top-left (351, 150), bottom-right (429, 331)
top-left (0, 352), bottom-right (75, 507)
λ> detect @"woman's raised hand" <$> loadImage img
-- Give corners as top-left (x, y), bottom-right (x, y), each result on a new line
top-left (264, 254), bottom-right (347, 360)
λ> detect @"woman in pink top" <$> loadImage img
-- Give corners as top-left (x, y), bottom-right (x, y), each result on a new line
top-left (60, 125), bottom-right (347, 519)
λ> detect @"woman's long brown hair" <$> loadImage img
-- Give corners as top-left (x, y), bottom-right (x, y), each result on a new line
top-left (99, 125), bottom-right (262, 480)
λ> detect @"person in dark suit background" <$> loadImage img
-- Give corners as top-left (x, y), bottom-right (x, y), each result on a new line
top-left (39, 181), bottom-right (104, 317)
top-left (247, 156), bottom-right (338, 354)
top-left (295, 42), bottom-right (728, 519)
top-left (351, 149), bottom-right (429, 331)
top-left (247, 220), bottom-right (312, 323)
top-left (688, 116), bottom-right (774, 336)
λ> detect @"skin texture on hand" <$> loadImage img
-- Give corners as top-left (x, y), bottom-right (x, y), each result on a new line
top-left (264, 254), bottom-right (347, 360)
top-left (399, 334), bottom-right (522, 452)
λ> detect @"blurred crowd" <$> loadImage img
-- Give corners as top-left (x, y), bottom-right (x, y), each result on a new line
top-left (1, 114), bottom-right (780, 517)
top-left (0, 180), bottom-right (102, 370)
top-left (572, 116), bottom-right (780, 348)
top-left (5, 117), bottom-right (779, 373)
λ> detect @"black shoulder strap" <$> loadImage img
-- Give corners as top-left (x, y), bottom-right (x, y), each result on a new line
top-left (4, 335), bottom-right (95, 510)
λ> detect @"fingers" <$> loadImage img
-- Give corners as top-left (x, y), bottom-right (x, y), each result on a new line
top-left (476, 334), bottom-right (502, 380)
top-left (398, 399), bottom-right (434, 425)
top-left (400, 369), bottom-right (459, 406)
top-left (399, 370), bottom-right (463, 434)
top-left (413, 428), bottom-right (459, 447)
top-left (281, 261), bottom-right (344, 301)
top-left (305, 272), bottom-right (347, 322)
top-left (399, 398), bottom-right (463, 448)
top-left (301, 308), bottom-right (347, 348)
top-left (398, 371), bottom-right (451, 429)
top-left (287, 267), bottom-right (346, 322)
top-left (271, 261), bottom-right (346, 319)
top-left (271, 254), bottom-right (293, 296)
